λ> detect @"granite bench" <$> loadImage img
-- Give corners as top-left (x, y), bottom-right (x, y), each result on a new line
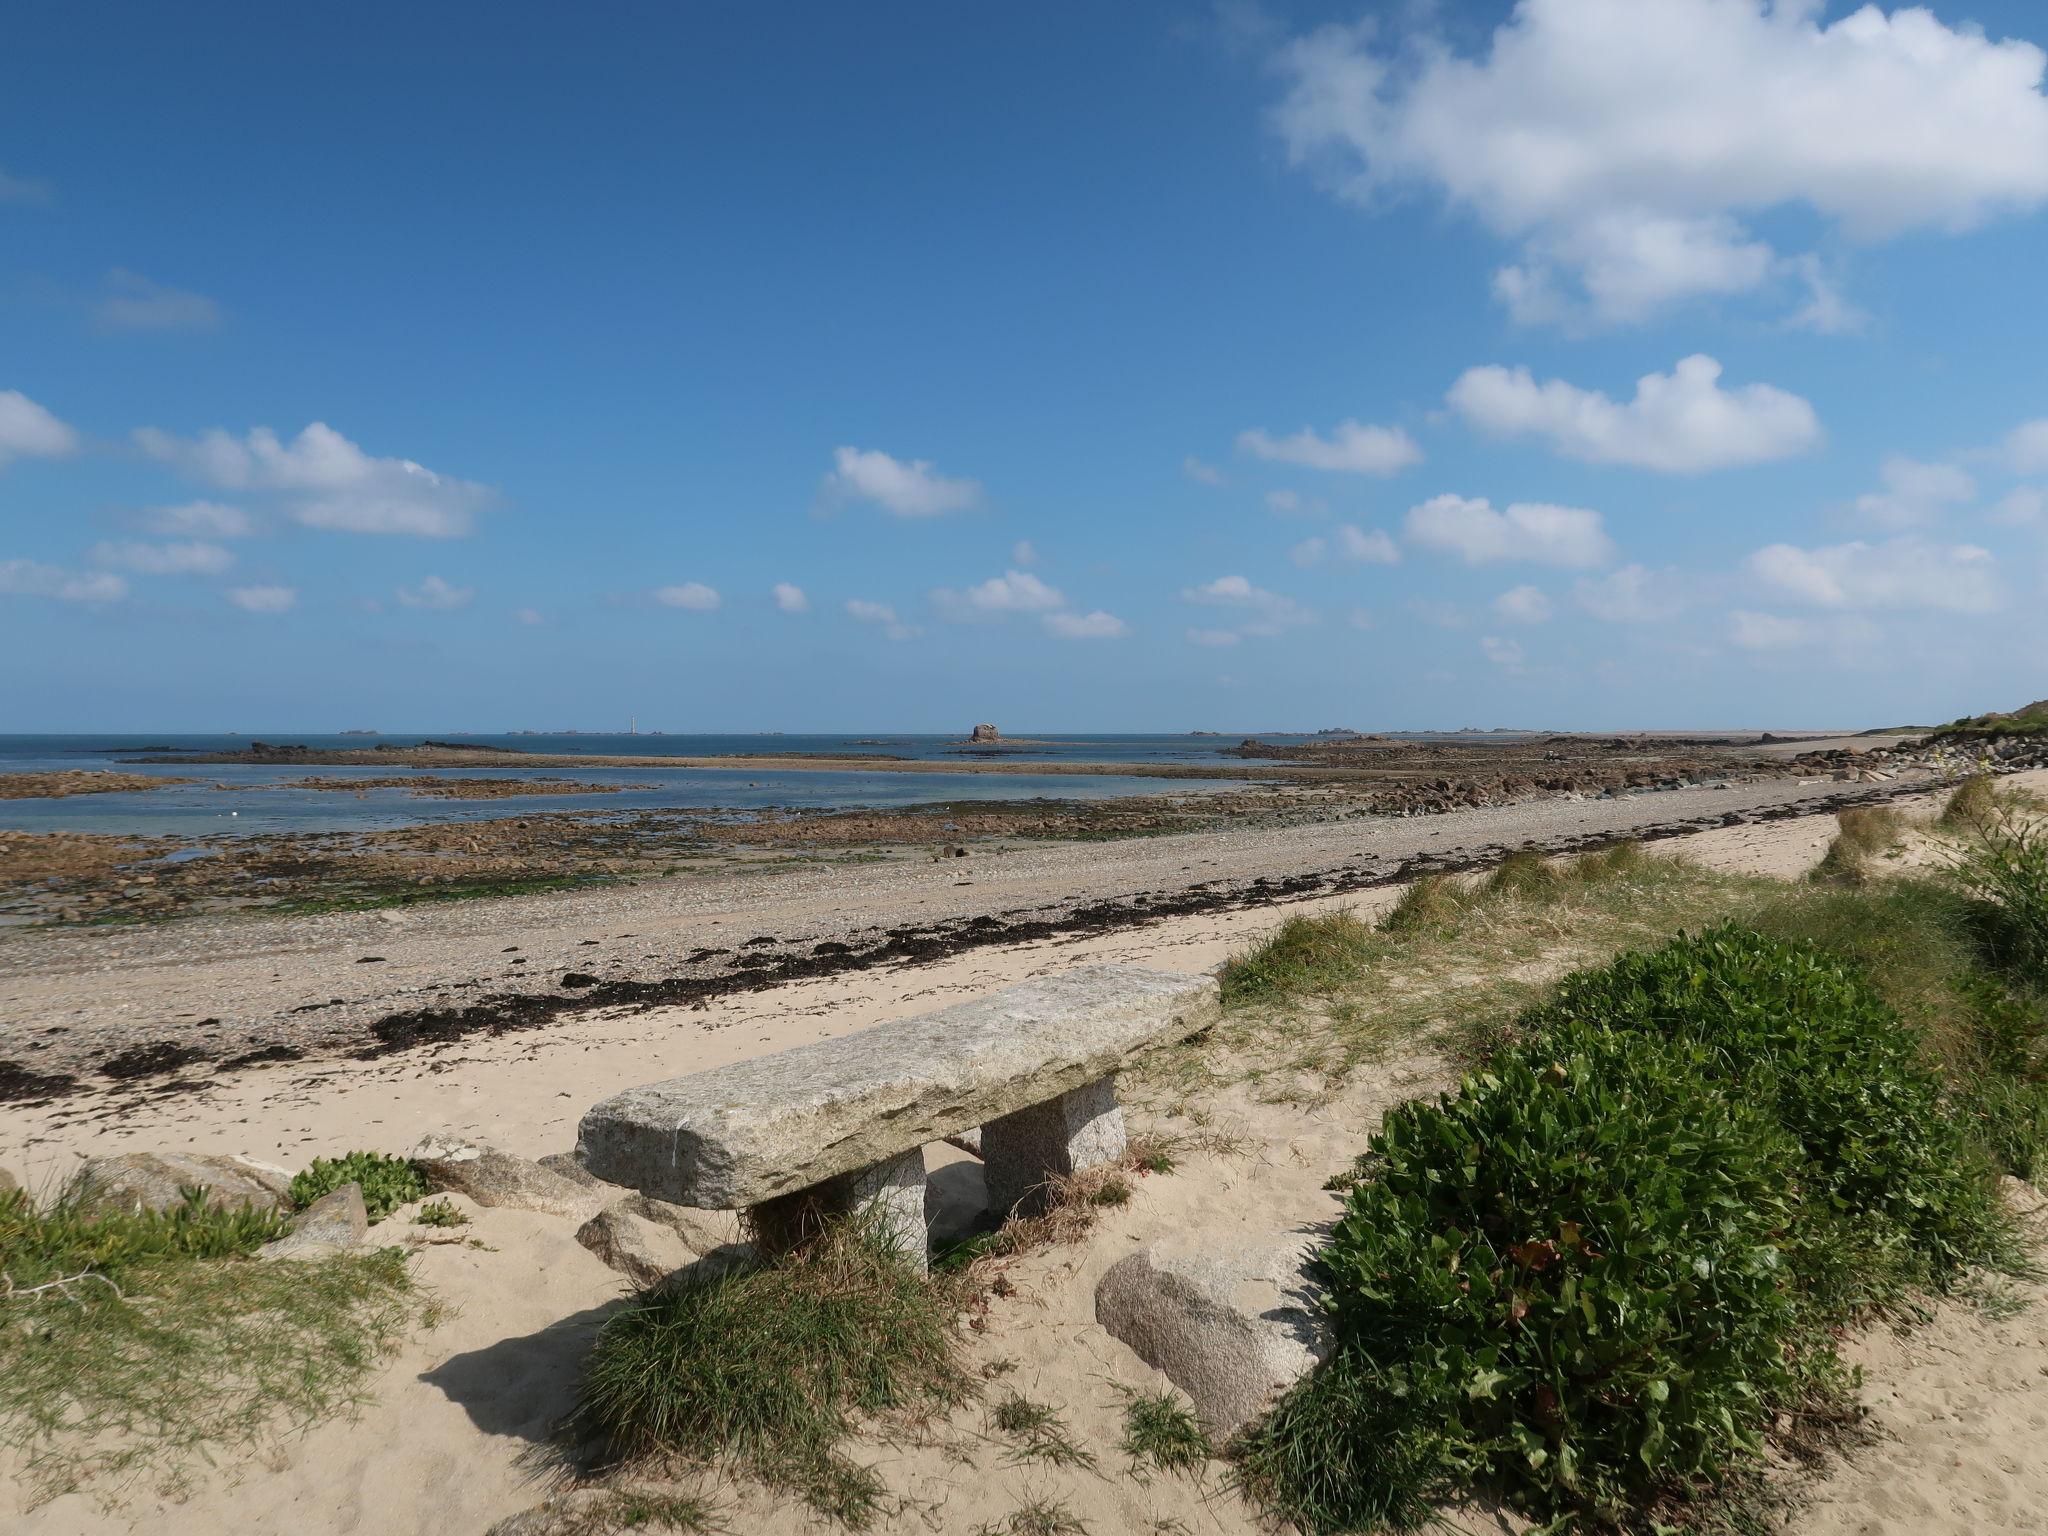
top-left (574, 964), bottom-right (1218, 1271)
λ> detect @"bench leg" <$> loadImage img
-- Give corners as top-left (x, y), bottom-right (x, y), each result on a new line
top-left (981, 1074), bottom-right (1126, 1217)
top-left (747, 1147), bottom-right (930, 1273)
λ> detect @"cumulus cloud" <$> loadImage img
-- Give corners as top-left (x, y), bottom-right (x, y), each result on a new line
top-left (1448, 355), bottom-right (1819, 472)
top-left (226, 584), bottom-right (295, 614)
top-left (90, 540), bottom-right (234, 576)
top-left (1181, 573), bottom-right (1317, 636)
top-left (135, 421), bottom-right (490, 537)
top-left (1335, 524), bottom-right (1400, 564)
top-left (136, 500), bottom-right (256, 538)
top-left (1574, 564), bottom-right (1684, 623)
top-left (1990, 488), bottom-right (2044, 527)
top-left (397, 574), bottom-right (474, 611)
top-left (0, 389), bottom-right (79, 469)
top-left (1405, 494), bottom-right (1614, 568)
top-left (654, 581), bottom-right (721, 612)
top-left (846, 598), bottom-right (921, 641)
top-left (92, 269), bottom-right (221, 333)
top-left (1853, 456), bottom-right (1976, 529)
top-left (0, 559), bottom-right (126, 603)
top-left (1238, 419), bottom-right (1422, 475)
top-left (1290, 536), bottom-right (1325, 568)
top-left (1748, 538), bottom-right (2001, 613)
top-left (1183, 455), bottom-right (1225, 486)
top-left (1272, 0), bottom-right (2048, 324)
top-left (1011, 539), bottom-right (1039, 567)
top-left (932, 569), bottom-right (1065, 619)
top-left (1043, 608), bottom-right (1130, 640)
top-left (773, 581), bottom-right (809, 613)
top-left (1727, 609), bottom-right (1882, 654)
top-left (1492, 585), bottom-right (1552, 624)
top-left (821, 446), bottom-right (981, 517)
top-left (0, 166), bottom-right (51, 204)
top-left (1480, 635), bottom-right (1528, 671)
top-left (2005, 418), bottom-right (2048, 474)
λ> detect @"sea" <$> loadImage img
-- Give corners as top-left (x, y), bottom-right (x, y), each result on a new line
top-left (0, 732), bottom-right (1334, 838)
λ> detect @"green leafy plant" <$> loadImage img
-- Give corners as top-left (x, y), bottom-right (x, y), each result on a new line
top-left (290, 1152), bottom-right (428, 1223)
top-left (413, 1197), bottom-right (468, 1228)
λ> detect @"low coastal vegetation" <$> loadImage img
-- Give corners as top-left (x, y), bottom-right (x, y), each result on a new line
top-left (1224, 786), bottom-right (2048, 1533)
top-left (0, 1175), bottom-right (424, 1501)
top-left (288, 1150), bottom-right (428, 1221)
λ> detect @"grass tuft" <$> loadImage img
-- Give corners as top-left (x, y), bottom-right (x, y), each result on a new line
top-left (1811, 806), bottom-right (1907, 886)
top-left (1378, 874), bottom-right (1468, 936)
top-left (1117, 1388), bottom-right (1211, 1476)
top-left (1220, 909), bottom-right (1379, 1007)
top-left (986, 1391), bottom-right (1096, 1470)
top-left (571, 1211), bottom-right (967, 1526)
top-left (0, 1177), bottom-right (420, 1502)
top-left (971, 1499), bottom-right (1090, 1536)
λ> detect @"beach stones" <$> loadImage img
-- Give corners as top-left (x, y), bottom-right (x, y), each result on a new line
top-left (409, 1132), bottom-right (603, 1219)
top-left (574, 1193), bottom-right (734, 1288)
top-left (78, 1150), bottom-right (294, 1215)
top-left (575, 965), bottom-right (1218, 1209)
top-left (260, 1182), bottom-right (368, 1260)
top-left (1095, 1233), bottom-right (1331, 1440)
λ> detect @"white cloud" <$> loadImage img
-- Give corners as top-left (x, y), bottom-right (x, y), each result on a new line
top-left (1011, 539), bottom-right (1039, 566)
top-left (1183, 455), bottom-right (1224, 486)
top-left (135, 420), bottom-right (490, 537)
top-left (1044, 608), bottom-right (1130, 640)
top-left (1782, 254), bottom-right (1869, 336)
top-left (846, 598), bottom-right (921, 641)
top-left (1238, 419), bottom-right (1422, 475)
top-left (226, 584), bottom-right (295, 614)
top-left (1492, 584), bottom-right (1552, 624)
top-left (1186, 627), bottom-right (1242, 647)
top-left (1290, 536), bottom-right (1325, 568)
top-left (1405, 494), bottom-right (1614, 568)
top-left (1335, 524), bottom-right (1400, 564)
top-left (397, 574), bottom-right (474, 611)
top-left (92, 269), bottom-right (221, 333)
top-left (933, 569), bottom-right (1065, 619)
top-left (1727, 609), bottom-right (1883, 654)
top-left (1265, 488), bottom-right (1316, 516)
top-left (1480, 634), bottom-right (1527, 671)
top-left (90, 540), bottom-right (234, 576)
top-left (773, 581), bottom-right (810, 613)
top-left (1748, 537), bottom-right (2001, 613)
top-left (136, 500), bottom-right (256, 538)
top-left (0, 390), bottom-right (79, 468)
top-left (2006, 419), bottom-right (2048, 474)
top-left (1347, 606), bottom-right (1374, 630)
top-left (1181, 573), bottom-right (1317, 636)
top-left (821, 446), bottom-right (981, 517)
top-left (1574, 564), bottom-right (1684, 623)
top-left (654, 581), bottom-right (721, 612)
top-left (1448, 355), bottom-right (1819, 472)
top-left (1272, 0), bottom-right (2048, 325)
top-left (514, 607), bottom-right (546, 626)
top-left (0, 559), bottom-right (125, 603)
top-left (1990, 488), bottom-right (2043, 527)
top-left (0, 166), bottom-right (51, 204)
top-left (1854, 456), bottom-right (1976, 529)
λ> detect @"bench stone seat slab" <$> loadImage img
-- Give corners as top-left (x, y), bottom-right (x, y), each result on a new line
top-left (576, 964), bottom-right (1217, 1208)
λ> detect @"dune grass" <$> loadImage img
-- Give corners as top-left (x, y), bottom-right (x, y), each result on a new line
top-left (0, 1178), bottom-right (422, 1503)
top-left (1117, 1388), bottom-right (1211, 1477)
top-left (1811, 805), bottom-right (1908, 885)
top-left (571, 1211), bottom-right (969, 1527)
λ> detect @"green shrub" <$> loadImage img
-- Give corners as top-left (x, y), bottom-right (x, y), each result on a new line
top-left (1221, 910), bottom-right (1379, 1006)
top-left (1525, 925), bottom-right (2009, 1279)
top-left (413, 1197), bottom-right (468, 1228)
top-left (1948, 809), bottom-right (2048, 979)
top-left (290, 1152), bottom-right (428, 1223)
top-left (571, 1213), bottom-right (966, 1525)
top-left (1243, 1027), bottom-right (1806, 1529)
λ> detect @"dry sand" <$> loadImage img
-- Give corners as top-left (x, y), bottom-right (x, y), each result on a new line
top-left (4, 773), bottom-right (2045, 1536)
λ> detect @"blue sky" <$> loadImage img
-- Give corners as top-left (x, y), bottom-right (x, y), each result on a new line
top-left (5, 0), bottom-right (2048, 732)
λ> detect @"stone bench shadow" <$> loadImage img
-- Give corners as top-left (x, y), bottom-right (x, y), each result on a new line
top-left (418, 1297), bottom-right (624, 1449)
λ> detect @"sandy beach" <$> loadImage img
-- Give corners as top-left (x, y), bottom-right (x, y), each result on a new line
top-left (4, 771), bottom-right (2045, 1536)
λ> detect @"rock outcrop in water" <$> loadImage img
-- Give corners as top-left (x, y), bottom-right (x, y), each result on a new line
top-left (969, 722), bottom-right (1001, 743)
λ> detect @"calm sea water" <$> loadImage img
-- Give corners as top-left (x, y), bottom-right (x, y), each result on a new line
top-left (0, 732), bottom-right (1295, 838)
